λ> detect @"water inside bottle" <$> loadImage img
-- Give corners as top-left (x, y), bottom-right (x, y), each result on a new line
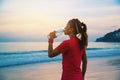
top-left (56, 29), bottom-right (64, 36)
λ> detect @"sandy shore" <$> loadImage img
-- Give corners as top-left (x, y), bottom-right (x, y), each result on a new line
top-left (0, 56), bottom-right (120, 80)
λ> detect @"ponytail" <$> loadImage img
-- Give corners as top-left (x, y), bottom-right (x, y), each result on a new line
top-left (80, 22), bottom-right (88, 48)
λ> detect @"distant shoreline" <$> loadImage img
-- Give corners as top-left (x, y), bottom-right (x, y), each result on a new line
top-left (96, 28), bottom-right (120, 42)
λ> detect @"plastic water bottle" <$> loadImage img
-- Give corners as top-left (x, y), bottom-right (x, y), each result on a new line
top-left (47, 29), bottom-right (64, 38)
top-left (56, 29), bottom-right (64, 36)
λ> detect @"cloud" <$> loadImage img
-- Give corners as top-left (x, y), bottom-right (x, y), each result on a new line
top-left (0, 0), bottom-right (120, 42)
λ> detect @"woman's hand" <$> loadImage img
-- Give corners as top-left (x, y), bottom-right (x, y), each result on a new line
top-left (49, 31), bottom-right (57, 39)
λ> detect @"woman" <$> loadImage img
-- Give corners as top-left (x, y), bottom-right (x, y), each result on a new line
top-left (48, 18), bottom-right (88, 80)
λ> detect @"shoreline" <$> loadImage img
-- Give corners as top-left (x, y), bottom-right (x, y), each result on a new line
top-left (0, 56), bottom-right (120, 80)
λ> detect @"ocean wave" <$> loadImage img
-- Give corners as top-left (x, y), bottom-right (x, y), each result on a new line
top-left (0, 57), bottom-right (61, 68)
top-left (0, 48), bottom-right (119, 55)
top-left (0, 51), bottom-right (61, 68)
top-left (0, 50), bottom-right (48, 55)
top-left (0, 48), bottom-right (120, 68)
top-left (87, 48), bottom-right (105, 50)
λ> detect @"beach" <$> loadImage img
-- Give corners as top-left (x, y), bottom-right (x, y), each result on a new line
top-left (0, 56), bottom-right (120, 80)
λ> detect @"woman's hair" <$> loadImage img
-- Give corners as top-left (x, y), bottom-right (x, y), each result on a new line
top-left (69, 18), bottom-right (88, 48)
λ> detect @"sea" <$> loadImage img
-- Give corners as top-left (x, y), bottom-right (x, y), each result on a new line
top-left (0, 42), bottom-right (120, 68)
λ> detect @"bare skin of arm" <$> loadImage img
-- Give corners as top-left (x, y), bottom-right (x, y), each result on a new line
top-left (48, 42), bottom-right (60, 58)
top-left (48, 31), bottom-right (61, 58)
top-left (82, 48), bottom-right (87, 80)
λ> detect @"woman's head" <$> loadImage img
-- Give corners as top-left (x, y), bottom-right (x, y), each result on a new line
top-left (64, 18), bottom-right (88, 48)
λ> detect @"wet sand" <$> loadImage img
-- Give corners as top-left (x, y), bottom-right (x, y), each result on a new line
top-left (0, 56), bottom-right (120, 80)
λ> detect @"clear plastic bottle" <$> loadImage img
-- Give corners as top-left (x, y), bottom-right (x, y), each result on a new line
top-left (56, 29), bottom-right (64, 36)
top-left (47, 29), bottom-right (64, 38)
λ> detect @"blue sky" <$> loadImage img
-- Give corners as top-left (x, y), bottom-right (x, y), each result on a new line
top-left (0, 0), bottom-right (120, 42)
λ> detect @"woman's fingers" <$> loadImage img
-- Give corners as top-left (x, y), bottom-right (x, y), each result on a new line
top-left (49, 31), bottom-right (57, 39)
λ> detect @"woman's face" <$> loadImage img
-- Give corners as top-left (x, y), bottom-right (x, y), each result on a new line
top-left (64, 22), bottom-right (73, 35)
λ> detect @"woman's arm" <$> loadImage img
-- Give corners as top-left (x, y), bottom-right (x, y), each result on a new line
top-left (48, 31), bottom-right (61, 58)
top-left (82, 48), bottom-right (87, 80)
top-left (48, 42), bottom-right (60, 58)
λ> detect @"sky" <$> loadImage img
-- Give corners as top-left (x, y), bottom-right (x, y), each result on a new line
top-left (0, 0), bottom-right (120, 42)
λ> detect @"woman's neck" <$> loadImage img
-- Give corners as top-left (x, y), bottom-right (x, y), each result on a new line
top-left (69, 33), bottom-right (76, 38)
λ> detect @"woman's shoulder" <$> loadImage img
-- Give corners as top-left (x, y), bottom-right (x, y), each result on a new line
top-left (62, 39), bottom-right (71, 43)
top-left (59, 39), bottom-right (71, 46)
